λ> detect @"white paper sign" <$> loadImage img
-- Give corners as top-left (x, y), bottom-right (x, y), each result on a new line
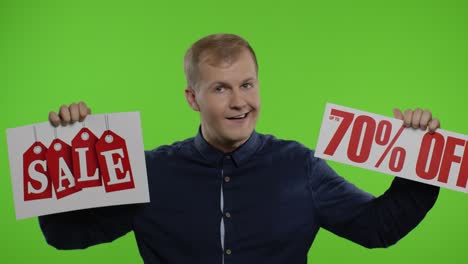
top-left (6, 112), bottom-right (150, 219)
top-left (315, 103), bottom-right (468, 193)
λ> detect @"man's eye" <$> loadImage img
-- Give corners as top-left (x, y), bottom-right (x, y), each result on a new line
top-left (242, 83), bottom-right (253, 89)
top-left (215, 86), bottom-right (225, 92)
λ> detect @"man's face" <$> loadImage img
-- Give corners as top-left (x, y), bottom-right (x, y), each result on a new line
top-left (185, 49), bottom-right (260, 152)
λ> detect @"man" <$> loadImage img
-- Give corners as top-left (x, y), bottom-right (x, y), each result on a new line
top-left (41, 33), bottom-right (440, 264)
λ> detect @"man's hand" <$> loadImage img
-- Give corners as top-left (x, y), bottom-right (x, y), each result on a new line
top-left (393, 108), bottom-right (440, 133)
top-left (49, 102), bottom-right (91, 127)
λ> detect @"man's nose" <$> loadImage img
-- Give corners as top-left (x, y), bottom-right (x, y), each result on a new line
top-left (229, 88), bottom-right (247, 109)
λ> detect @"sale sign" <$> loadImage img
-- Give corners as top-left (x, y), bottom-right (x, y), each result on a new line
top-left (6, 112), bottom-right (150, 219)
top-left (315, 103), bottom-right (468, 193)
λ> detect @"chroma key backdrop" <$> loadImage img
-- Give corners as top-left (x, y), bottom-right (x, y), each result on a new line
top-left (1, 0), bottom-right (467, 263)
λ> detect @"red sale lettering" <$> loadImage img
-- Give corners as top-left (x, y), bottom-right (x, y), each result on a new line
top-left (324, 109), bottom-right (355, 156)
top-left (324, 108), bottom-right (407, 170)
top-left (374, 126), bottom-right (405, 171)
top-left (348, 115), bottom-right (375, 163)
top-left (72, 128), bottom-right (102, 188)
top-left (316, 103), bottom-right (468, 194)
top-left (388, 147), bottom-right (406, 172)
top-left (438, 136), bottom-right (466, 184)
top-left (456, 142), bottom-right (468, 188)
top-left (46, 138), bottom-right (81, 199)
top-left (23, 142), bottom-right (53, 201)
top-left (416, 133), bottom-right (468, 186)
top-left (375, 121), bottom-right (392, 145)
top-left (20, 125), bottom-right (137, 202)
top-left (96, 130), bottom-right (135, 193)
top-left (100, 149), bottom-right (132, 184)
top-left (416, 132), bottom-right (445, 180)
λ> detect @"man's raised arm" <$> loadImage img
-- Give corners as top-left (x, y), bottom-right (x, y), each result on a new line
top-left (309, 108), bottom-right (440, 248)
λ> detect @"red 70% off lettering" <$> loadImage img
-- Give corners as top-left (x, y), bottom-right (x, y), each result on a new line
top-left (323, 109), bottom-right (468, 188)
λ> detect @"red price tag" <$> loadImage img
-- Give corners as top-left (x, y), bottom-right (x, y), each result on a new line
top-left (96, 130), bottom-right (135, 193)
top-left (46, 138), bottom-right (81, 199)
top-left (72, 127), bottom-right (102, 188)
top-left (23, 142), bottom-right (52, 201)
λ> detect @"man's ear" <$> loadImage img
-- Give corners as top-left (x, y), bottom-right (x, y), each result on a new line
top-left (184, 87), bottom-right (200, 111)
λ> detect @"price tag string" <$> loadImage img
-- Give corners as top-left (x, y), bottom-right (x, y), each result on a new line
top-left (105, 115), bottom-right (110, 130)
top-left (33, 126), bottom-right (37, 142)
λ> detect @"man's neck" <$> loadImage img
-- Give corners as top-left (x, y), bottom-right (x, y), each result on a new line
top-left (201, 126), bottom-right (248, 154)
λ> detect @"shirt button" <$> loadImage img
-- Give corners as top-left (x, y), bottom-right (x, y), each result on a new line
top-left (225, 249), bottom-right (232, 255)
top-left (224, 176), bottom-right (231, 183)
top-left (225, 212), bottom-right (231, 218)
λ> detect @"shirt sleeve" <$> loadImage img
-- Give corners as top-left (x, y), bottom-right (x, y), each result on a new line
top-left (307, 151), bottom-right (440, 248)
top-left (38, 203), bottom-right (143, 249)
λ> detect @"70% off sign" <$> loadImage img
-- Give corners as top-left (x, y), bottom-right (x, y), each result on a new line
top-left (315, 103), bottom-right (468, 193)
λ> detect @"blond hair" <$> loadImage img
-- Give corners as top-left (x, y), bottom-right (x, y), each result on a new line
top-left (183, 33), bottom-right (258, 89)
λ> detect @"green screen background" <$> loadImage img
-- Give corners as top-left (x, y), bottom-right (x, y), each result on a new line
top-left (1, 0), bottom-right (467, 263)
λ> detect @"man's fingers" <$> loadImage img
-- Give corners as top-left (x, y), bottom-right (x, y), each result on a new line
top-left (78, 101), bottom-right (91, 121)
top-left (419, 109), bottom-right (432, 130)
top-left (393, 108), bottom-right (404, 120)
top-left (69, 103), bottom-right (79, 123)
top-left (399, 107), bottom-right (440, 133)
top-left (58, 105), bottom-right (71, 125)
top-left (411, 108), bottom-right (423, 129)
top-left (428, 118), bottom-right (440, 133)
top-left (50, 102), bottom-right (90, 126)
top-left (49, 111), bottom-right (61, 127)
top-left (403, 109), bottom-right (412, 127)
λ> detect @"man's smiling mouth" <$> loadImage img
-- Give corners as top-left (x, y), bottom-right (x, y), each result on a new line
top-left (226, 111), bottom-right (250, 120)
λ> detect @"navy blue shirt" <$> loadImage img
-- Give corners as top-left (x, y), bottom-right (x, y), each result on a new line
top-left (39, 129), bottom-right (439, 264)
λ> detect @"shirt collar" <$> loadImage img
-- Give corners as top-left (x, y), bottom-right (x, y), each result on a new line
top-left (193, 126), bottom-right (261, 167)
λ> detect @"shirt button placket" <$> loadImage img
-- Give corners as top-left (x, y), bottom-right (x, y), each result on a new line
top-left (222, 173), bottom-right (230, 257)
top-left (222, 155), bottom-right (235, 259)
